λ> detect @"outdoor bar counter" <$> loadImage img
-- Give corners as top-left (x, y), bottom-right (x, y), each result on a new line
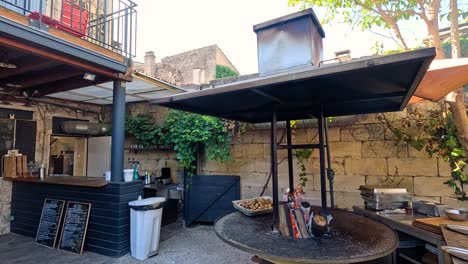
top-left (9, 176), bottom-right (144, 257)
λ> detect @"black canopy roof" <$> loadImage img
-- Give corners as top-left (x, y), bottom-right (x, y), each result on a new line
top-left (151, 48), bottom-right (435, 123)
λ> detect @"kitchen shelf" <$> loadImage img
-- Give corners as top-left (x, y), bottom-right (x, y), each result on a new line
top-left (124, 144), bottom-right (174, 153)
top-left (398, 248), bottom-right (425, 264)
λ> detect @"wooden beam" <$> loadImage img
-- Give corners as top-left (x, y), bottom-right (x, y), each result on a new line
top-left (30, 75), bottom-right (111, 96)
top-left (0, 36), bottom-right (119, 79)
top-left (1, 66), bottom-right (83, 88)
top-left (0, 60), bottom-right (56, 79)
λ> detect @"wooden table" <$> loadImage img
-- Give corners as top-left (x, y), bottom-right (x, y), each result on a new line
top-left (215, 209), bottom-right (398, 264)
top-left (353, 206), bottom-right (449, 264)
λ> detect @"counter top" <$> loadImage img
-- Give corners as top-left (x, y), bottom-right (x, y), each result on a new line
top-left (10, 176), bottom-right (109, 187)
top-left (353, 206), bottom-right (444, 244)
top-left (353, 206), bottom-right (447, 264)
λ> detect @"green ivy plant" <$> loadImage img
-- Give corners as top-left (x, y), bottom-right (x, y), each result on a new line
top-left (215, 65), bottom-right (238, 79)
top-left (379, 110), bottom-right (468, 201)
top-left (125, 115), bottom-right (159, 146)
top-left (295, 149), bottom-right (312, 187)
top-left (157, 110), bottom-right (233, 174)
top-left (289, 120), bottom-right (313, 188)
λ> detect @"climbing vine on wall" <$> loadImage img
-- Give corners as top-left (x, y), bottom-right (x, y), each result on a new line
top-left (157, 110), bottom-right (233, 174)
top-left (125, 115), bottom-right (159, 146)
top-left (379, 108), bottom-right (468, 201)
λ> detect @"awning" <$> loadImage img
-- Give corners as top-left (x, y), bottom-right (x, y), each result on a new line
top-left (151, 48), bottom-right (436, 123)
top-left (48, 71), bottom-right (186, 105)
top-left (410, 58), bottom-right (468, 103)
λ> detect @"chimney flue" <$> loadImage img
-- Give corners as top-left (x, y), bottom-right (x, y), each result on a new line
top-left (144, 51), bottom-right (156, 75)
top-left (253, 8), bottom-right (325, 76)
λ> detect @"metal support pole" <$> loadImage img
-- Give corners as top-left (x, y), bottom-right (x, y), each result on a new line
top-left (111, 80), bottom-right (126, 182)
top-left (318, 110), bottom-right (327, 210)
top-left (285, 120), bottom-right (294, 193)
top-left (271, 111), bottom-right (279, 232)
top-left (324, 118), bottom-right (335, 208)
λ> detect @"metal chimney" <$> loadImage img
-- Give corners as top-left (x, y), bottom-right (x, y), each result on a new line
top-left (253, 8), bottom-right (325, 76)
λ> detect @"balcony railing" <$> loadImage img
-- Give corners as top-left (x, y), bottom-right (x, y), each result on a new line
top-left (0, 0), bottom-right (137, 58)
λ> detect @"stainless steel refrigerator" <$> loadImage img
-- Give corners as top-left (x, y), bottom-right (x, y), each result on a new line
top-left (87, 136), bottom-right (112, 177)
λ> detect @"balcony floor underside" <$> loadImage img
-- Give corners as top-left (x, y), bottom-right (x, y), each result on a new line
top-left (0, 8), bottom-right (132, 98)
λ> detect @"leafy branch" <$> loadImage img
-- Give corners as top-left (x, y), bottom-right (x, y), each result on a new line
top-left (378, 108), bottom-right (468, 200)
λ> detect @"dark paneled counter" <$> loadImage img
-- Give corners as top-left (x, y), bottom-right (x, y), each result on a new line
top-left (10, 177), bottom-right (143, 257)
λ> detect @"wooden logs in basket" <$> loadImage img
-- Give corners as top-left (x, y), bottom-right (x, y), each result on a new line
top-left (278, 203), bottom-right (330, 238)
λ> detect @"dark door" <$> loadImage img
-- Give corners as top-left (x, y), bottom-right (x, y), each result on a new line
top-left (15, 120), bottom-right (37, 165)
top-left (184, 175), bottom-right (240, 226)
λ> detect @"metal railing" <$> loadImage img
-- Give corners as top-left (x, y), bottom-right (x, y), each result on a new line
top-left (0, 0), bottom-right (137, 58)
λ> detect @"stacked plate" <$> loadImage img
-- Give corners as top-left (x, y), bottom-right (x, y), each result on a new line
top-left (447, 224), bottom-right (468, 235)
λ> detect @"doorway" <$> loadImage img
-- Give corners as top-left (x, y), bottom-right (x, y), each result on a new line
top-left (49, 136), bottom-right (87, 176)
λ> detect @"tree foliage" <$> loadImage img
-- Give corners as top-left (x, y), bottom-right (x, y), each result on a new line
top-left (290, 0), bottom-right (468, 200)
top-left (442, 36), bottom-right (468, 58)
top-left (288, 0), bottom-right (466, 58)
top-left (215, 65), bottom-right (238, 79)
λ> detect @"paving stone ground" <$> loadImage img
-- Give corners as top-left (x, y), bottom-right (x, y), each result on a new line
top-left (0, 222), bottom-right (252, 264)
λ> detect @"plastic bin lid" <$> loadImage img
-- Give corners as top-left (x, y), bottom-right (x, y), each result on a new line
top-left (129, 197), bottom-right (166, 207)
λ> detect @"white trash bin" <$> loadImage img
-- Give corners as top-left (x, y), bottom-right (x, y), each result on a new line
top-left (129, 197), bottom-right (166, 260)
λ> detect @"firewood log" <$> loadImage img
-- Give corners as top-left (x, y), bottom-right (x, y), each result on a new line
top-left (312, 214), bottom-right (327, 237)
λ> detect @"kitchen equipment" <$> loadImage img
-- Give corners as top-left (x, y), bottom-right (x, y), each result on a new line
top-left (39, 163), bottom-right (46, 180)
top-left (156, 162), bottom-right (172, 185)
top-left (413, 200), bottom-right (448, 216)
top-left (124, 169), bottom-right (133, 182)
top-left (359, 185), bottom-right (411, 211)
top-left (447, 225), bottom-right (468, 235)
top-left (441, 246), bottom-right (468, 261)
top-left (161, 163), bottom-right (171, 178)
top-left (445, 209), bottom-right (468, 221)
top-left (413, 217), bottom-right (468, 234)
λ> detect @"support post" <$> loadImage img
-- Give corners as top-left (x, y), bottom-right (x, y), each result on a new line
top-left (111, 80), bottom-right (126, 182)
top-left (285, 120), bottom-right (294, 193)
top-left (318, 110), bottom-right (327, 210)
top-left (271, 111), bottom-right (279, 231)
top-left (324, 118), bottom-right (335, 208)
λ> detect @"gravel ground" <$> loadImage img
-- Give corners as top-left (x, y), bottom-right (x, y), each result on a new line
top-left (0, 223), bottom-right (253, 264)
top-left (117, 224), bottom-right (252, 264)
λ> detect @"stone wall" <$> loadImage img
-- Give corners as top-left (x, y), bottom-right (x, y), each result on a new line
top-left (109, 101), bottom-right (466, 210)
top-left (0, 100), bottom-right (101, 235)
top-left (110, 102), bottom-right (183, 182)
top-left (137, 45), bottom-right (240, 87)
top-left (199, 104), bottom-right (465, 210)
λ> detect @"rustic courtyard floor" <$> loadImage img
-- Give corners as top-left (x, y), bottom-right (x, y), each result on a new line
top-left (0, 222), bottom-right (252, 264)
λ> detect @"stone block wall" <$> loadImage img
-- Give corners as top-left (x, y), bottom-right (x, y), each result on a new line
top-left (199, 108), bottom-right (466, 210)
top-left (0, 100), bottom-right (101, 235)
top-left (113, 101), bottom-right (467, 210)
top-left (0, 178), bottom-right (12, 234)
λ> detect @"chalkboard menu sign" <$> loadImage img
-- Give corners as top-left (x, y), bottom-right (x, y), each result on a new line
top-left (58, 201), bottom-right (91, 255)
top-left (35, 199), bottom-right (65, 248)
